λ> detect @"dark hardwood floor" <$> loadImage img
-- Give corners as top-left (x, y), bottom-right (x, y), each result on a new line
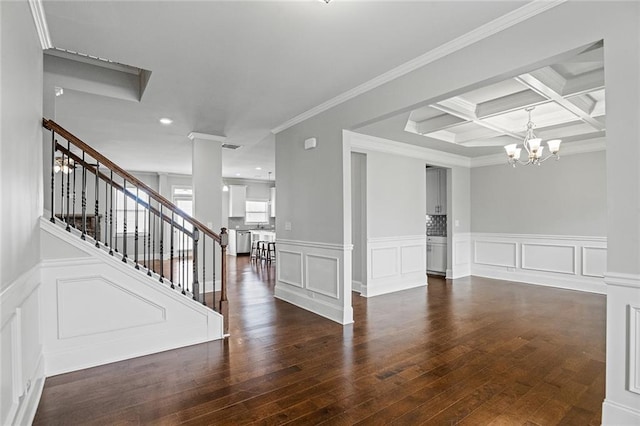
top-left (34, 257), bottom-right (605, 425)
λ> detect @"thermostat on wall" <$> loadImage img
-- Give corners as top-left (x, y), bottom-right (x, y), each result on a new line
top-left (304, 137), bottom-right (317, 150)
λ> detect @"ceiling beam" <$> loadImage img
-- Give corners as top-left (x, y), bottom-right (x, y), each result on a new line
top-left (516, 67), bottom-right (605, 131)
top-left (415, 114), bottom-right (466, 134)
top-left (475, 89), bottom-right (547, 119)
top-left (562, 69), bottom-right (605, 97)
top-left (431, 98), bottom-right (522, 141)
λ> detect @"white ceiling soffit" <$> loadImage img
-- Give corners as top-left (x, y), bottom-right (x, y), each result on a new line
top-left (271, 0), bottom-right (567, 135)
top-left (405, 42), bottom-right (605, 150)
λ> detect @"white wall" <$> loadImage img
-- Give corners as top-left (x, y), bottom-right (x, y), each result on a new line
top-left (0, 1), bottom-right (45, 424)
top-left (471, 150), bottom-right (606, 236)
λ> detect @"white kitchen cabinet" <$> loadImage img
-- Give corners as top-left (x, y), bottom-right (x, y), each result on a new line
top-left (426, 168), bottom-right (447, 215)
top-left (426, 236), bottom-right (447, 274)
top-left (228, 185), bottom-right (247, 217)
top-left (227, 229), bottom-right (237, 256)
top-left (270, 187), bottom-right (276, 218)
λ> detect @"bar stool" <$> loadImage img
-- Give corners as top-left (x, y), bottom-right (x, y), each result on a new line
top-left (258, 241), bottom-right (268, 261)
top-left (266, 242), bottom-right (276, 263)
top-left (250, 241), bottom-right (260, 261)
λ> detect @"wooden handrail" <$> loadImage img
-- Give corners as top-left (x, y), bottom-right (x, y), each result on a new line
top-left (44, 118), bottom-right (221, 243)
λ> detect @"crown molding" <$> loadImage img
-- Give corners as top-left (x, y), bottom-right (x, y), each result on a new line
top-left (187, 132), bottom-right (226, 142)
top-left (470, 137), bottom-right (606, 168)
top-left (28, 0), bottom-right (53, 50)
top-left (271, 0), bottom-right (567, 135)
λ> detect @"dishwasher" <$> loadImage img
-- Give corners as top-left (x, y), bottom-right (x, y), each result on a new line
top-left (236, 231), bottom-right (252, 255)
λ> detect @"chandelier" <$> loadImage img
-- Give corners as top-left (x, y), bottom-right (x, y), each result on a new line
top-left (504, 107), bottom-right (561, 167)
top-left (53, 156), bottom-right (75, 174)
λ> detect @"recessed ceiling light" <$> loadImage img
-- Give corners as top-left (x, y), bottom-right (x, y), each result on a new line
top-left (159, 117), bottom-right (173, 125)
top-left (235, 173), bottom-right (241, 176)
top-left (256, 167), bottom-right (262, 170)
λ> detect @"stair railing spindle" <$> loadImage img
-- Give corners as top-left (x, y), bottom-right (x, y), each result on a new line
top-left (134, 187), bottom-right (139, 269)
top-left (94, 161), bottom-right (100, 247)
top-left (170, 212), bottom-right (175, 289)
top-left (109, 171), bottom-right (114, 255)
top-left (160, 204), bottom-right (164, 282)
top-left (81, 152), bottom-right (87, 240)
top-left (122, 179), bottom-right (127, 261)
top-left (50, 134), bottom-right (56, 223)
top-left (65, 140), bottom-right (71, 231)
top-left (192, 229), bottom-right (199, 301)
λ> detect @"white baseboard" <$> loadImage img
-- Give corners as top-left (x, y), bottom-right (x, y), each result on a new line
top-left (274, 285), bottom-right (353, 325)
top-left (352, 280), bottom-right (363, 294)
top-left (12, 354), bottom-right (45, 426)
top-left (602, 399), bottom-right (640, 425)
top-left (361, 278), bottom-right (426, 298)
top-left (471, 265), bottom-right (607, 294)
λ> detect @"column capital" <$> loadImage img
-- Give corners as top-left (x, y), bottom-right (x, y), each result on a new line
top-left (187, 132), bottom-right (226, 143)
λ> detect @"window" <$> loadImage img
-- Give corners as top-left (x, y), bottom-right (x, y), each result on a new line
top-left (115, 186), bottom-right (149, 234)
top-left (245, 201), bottom-right (269, 224)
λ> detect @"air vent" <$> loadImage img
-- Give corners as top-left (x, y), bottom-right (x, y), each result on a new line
top-left (222, 143), bottom-right (242, 150)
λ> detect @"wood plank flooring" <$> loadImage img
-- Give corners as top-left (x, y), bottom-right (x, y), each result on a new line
top-left (33, 257), bottom-right (605, 425)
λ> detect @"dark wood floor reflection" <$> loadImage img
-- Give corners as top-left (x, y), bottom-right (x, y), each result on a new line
top-left (34, 257), bottom-right (605, 425)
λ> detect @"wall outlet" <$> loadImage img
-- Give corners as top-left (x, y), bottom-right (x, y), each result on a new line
top-left (455, 219), bottom-right (460, 227)
top-left (285, 221), bottom-right (292, 231)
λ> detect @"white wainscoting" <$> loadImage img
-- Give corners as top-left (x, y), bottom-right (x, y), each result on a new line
top-left (469, 233), bottom-right (607, 294)
top-left (602, 273), bottom-right (640, 425)
top-left (0, 265), bottom-right (45, 426)
top-left (364, 235), bottom-right (426, 297)
top-left (629, 304), bottom-right (640, 396)
top-left (448, 232), bottom-right (471, 279)
top-left (275, 239), bottom-right (353, 325)
top-left (40, 219), bottom-right (223, 376)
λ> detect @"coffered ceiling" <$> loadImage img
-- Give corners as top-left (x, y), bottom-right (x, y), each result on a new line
top-left (403, 42), bottom-right (605, 152)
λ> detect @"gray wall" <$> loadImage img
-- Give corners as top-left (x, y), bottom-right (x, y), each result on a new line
top-left (366, 150), bottom-right (426, 238)
top-left (351, 153), bottom-right (366, 284)
top-left (1, 1), bottom-right (43, 289)
top-left (471, 150), bottom-right (606, 236)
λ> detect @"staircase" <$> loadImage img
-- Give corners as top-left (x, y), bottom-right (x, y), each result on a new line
top-left (42, 118), bottom-right (229, 334)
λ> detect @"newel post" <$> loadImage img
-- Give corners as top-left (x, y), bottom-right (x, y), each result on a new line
top-left (219, 227), bottom-right (229, 335)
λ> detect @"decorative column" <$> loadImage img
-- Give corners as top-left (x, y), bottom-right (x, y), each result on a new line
top-left (189, 131), bottom-right (225, 295)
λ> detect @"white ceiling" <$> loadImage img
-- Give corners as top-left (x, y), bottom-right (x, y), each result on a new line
top-left (43, 0), bottom-right (529, 179)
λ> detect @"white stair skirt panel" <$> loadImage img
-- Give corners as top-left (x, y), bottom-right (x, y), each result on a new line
top-left (275, 239), bottom-right (353, 325)
top-left (40, 218), bottom-right (223, 376)
top-left (364, 235), bottom-right (427, 298)
top-left (468, 233), bottom-right (607, 294)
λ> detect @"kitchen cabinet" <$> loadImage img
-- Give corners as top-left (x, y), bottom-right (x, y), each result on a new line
top-left (228, 185), bottom-right (247, 217)
top-left (426, 236), bottom-right (447, 274)
top-left (270, 187), bottom-right (276, 218)
top-left (426, 168), bottom-right (447, 215)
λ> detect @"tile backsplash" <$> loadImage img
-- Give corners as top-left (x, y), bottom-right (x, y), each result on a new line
top-left (426, 215), bottom-right (447, 236)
